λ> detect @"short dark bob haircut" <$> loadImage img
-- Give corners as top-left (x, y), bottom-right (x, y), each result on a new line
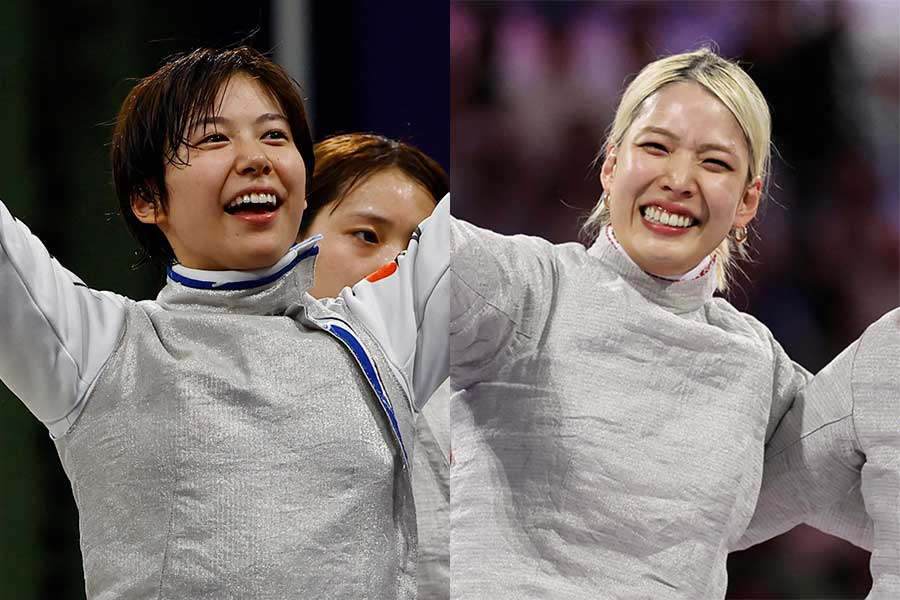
top-left (300, 133), bottom-right (448, 236)
top-left (112, 46), bottom-right (315, 266)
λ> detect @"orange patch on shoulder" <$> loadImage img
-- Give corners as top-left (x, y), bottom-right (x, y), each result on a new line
top-left (366, 261), bottom-right (398, 283)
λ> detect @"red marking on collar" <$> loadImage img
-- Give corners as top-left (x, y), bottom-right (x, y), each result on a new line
top-left (695, 256), bottom-right (716, 280)
top-left (366, 261), bottom-right (398, 283)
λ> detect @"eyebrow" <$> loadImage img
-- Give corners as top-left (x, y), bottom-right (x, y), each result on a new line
top-left (195, 113), bottom-right (288, 129)
top-left (637, 126), bottom-right (737, 156)
top-left (338, 208), bottom-right (394, 227)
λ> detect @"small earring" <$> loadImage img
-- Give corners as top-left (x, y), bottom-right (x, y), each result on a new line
top-left (732, 226), bottom-right (748, 244)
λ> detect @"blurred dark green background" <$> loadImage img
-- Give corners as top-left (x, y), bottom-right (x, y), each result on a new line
top-left (0, 2), bottom-right (448, 597)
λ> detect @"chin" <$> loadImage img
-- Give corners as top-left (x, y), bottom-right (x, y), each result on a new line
top-left (636, 250), bottom-right (694, 276)
top-left (233, 246), bottom-right (289, 271)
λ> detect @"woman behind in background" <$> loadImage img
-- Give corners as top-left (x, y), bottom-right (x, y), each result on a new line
top-left (300, 133), bottom-right (447, 299)
top-left (300, 133), bottom-right (450, 600)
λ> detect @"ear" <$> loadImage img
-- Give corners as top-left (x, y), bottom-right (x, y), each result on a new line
top-left (131, 193), bottom-right (166, 226)
top-left (599, 145), bottom-right (617, 192)
top-left (734, 177), bottom-right (761, 228)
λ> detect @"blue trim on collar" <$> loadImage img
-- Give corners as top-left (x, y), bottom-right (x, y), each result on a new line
top-left (167, 245), bottom-right (319, 291)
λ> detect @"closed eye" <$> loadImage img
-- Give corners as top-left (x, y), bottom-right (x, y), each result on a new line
top-left (703, 158), bottom-right (733, 171)
top-left (639, 142), bottom-right (668, 154)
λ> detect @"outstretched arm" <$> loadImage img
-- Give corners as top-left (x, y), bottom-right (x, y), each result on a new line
top-left (0, 200), bottom-right (125, 437)
top-left (339, 195), bottom-right (449, 409)
top-left (736, 340), bottom-right (868, 550)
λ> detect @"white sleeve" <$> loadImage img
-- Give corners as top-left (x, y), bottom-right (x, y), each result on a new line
top-left (338, 195), bottom-right (449, 410)
top-left (0, 200), bottom-right (126, 436)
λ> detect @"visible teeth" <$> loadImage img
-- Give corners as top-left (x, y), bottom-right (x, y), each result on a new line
top-left (643, 206), bottom-right (694, 228)
top-left (227, 193), bottom-right (278, 210)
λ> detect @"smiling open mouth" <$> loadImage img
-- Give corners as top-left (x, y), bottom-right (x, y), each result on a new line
top-left (225, 193), bottom-right (280, 215)
top-left (640, 205), bottom-right (697, 228)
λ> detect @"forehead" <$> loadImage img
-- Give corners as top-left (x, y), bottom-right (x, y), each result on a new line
top-left (629, 82), bottom-right (747, 157)
top-left (212, 74), bottom-right (283, 114)
top-left (331, 168), bottom-right (436, 222)
top-left (180, 74), bottom-right (283, 134)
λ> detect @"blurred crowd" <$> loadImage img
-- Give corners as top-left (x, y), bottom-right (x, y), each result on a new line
top-left (451, 1), bottom-right (899, 598)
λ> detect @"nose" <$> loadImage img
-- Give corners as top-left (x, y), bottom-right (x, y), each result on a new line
top-left (660, 153), bottom-right (696, 198)
top-left (234, 143), bottom-right (273, 176)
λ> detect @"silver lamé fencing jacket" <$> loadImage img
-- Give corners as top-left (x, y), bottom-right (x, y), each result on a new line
top-left (0, 197), bottom-right (449, 599)
top-left (448, 219), bottom-right (811, 599)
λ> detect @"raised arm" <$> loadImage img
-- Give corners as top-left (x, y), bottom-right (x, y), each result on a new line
top-left (0, 200), bottom-right (125, 437)
top-left (339, 194), bottom-right (449, 409)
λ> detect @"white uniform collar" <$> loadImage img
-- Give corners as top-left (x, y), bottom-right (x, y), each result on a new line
top-left (604, 226), bottom-right (715, 282)
top-left (588, 225), bottom-right (717, 314)
top-left (156, 235), bottom-right (322, 315)
top-left (166, 235), bottom-right (322, 290)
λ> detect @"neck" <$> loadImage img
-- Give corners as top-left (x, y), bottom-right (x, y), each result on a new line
top-left (605, 226), bottom-right (714, 282)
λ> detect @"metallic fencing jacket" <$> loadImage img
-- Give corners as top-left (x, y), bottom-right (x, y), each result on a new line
top-left (741, 308), bottom-right (898, 599)
top-left (449, 220), bottom-right (810, 599)
top-left (413, 381), bottom-right (451, 600)
top-left (0, 198), bottom-right (448, 599)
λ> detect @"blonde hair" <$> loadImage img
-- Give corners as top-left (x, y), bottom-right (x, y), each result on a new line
top-left (582, 47), bottom-right (772, 291)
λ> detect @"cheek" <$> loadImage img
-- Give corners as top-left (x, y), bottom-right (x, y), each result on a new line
top-left (315, 228), bottom-right (349, 260)
top-left (343, 243), bottom-right (403, 281)
top-left (607, 181), bottom-right (639, 222)
top-left (358, 249), bottom-right (394, 278)
top-left (313, 240), bottom-right (351, 286)
top-left (379, 242), bottom-right (407, 264)
top-left (702, 179), bottom-right (744, 219)
top-left (320, 234), bottom-right (374, 276)
top-left (166, 160), bottom-right (222, 203)
top-left (275, 152), bottom-right (307, 188)
top-left (616, 153), bottom-right (656, 193)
